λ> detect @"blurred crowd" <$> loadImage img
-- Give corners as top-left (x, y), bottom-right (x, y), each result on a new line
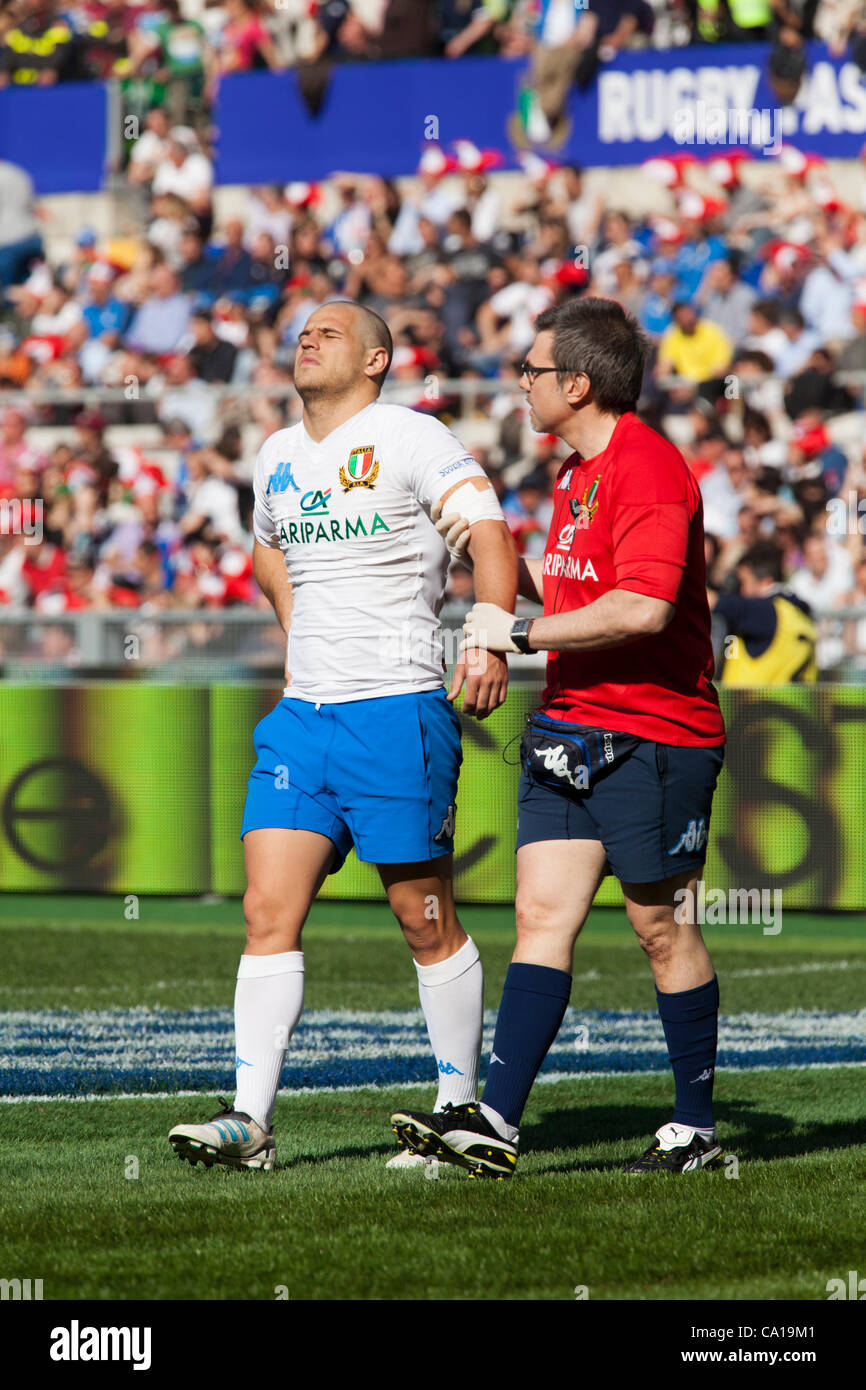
top-left (2, 0), bottom-right (859, 94)
top-left (0, 0), bottom-right (667, 94)
top-left (3, 78), bottom-right (866, 670)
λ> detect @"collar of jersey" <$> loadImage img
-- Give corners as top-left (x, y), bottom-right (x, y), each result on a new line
top-left (571, 410), bottom-right (632, 472)
top-left (300, 399), bottom-right (378, 450)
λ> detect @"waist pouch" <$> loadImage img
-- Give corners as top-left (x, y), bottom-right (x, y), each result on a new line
top-left (520, 712), bottom-right (641, 794)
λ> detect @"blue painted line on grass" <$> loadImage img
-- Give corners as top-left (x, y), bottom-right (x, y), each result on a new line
top-left (1, 1007), bottom-right (864, 1097)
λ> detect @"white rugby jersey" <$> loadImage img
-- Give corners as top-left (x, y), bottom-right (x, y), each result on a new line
top-left (252, 399), bottom-right (502, 703)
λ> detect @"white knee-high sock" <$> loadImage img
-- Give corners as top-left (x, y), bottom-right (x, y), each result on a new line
top-left (233, 951), bottom-right (304, 1131)
top-left (415, 936), bottom-right (483, 1110)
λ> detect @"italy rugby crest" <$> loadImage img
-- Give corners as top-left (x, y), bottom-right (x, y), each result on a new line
top-left (340, 445), bottom-right (379, 492)
top-left (573, 474), bottom-right (600, 529)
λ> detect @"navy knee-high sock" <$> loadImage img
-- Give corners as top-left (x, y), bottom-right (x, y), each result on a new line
top-left (481, 962), bottom-right (572, 1129)
top-left (656, 975), bottom-right (719, 1129)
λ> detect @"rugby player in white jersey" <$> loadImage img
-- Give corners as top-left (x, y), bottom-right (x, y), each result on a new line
top-left (168, 300), bottom-right (518, 1171)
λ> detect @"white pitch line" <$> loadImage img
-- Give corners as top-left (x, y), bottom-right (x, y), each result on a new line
top-left (613, 959), bottom-right (865, 982)
top-left (3, 1061), bottom-right (866, 1105)
top-left (0, 961), bottom-right (858, 998)
top-left (725, 960), bottom-right (864, 979)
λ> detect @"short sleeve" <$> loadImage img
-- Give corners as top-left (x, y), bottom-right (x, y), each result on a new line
top-left (406, 413), bottom-right (502, 518)
top-left (252, 446), bottom-right (280, 547)
top-left (609, 449), bottom-right (691, 604)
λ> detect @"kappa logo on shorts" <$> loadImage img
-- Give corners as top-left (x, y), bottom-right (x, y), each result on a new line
top-left (433, 803), bottom-right (456, 843)
top-left (668, 817), bottom-right (708, 855)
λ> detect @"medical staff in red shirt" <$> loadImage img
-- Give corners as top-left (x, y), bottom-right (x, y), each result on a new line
top-left (391, 297), bottom-right (727, 1179)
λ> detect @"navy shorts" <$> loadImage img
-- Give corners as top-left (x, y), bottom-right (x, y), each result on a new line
top-left (516, 713), bottom-right (724, 884)
top-left (241, 688), bottom-right (462, 871)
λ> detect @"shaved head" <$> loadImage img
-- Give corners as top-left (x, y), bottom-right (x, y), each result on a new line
top-left (352, 303), bottom-right (393, 388)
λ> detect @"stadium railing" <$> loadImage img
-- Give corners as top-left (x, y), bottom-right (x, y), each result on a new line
top-left (2, 604), bottom-right (865, 681)
top-left (4, 370), bottom-right (866, 409)
top-left (0, 604), bottom-right (543, 678)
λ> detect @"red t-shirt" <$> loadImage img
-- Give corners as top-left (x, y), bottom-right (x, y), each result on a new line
top-left (539, 412), bottom-right (725, 747)
top-left (222, 17), bottom-right (268, 69)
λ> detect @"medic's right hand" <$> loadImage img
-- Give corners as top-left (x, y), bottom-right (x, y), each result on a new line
top-left (431, 498), bottom-right (472, 564)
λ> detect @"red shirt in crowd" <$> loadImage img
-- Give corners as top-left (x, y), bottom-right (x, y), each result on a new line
top-left (221, 17), bottom-right (268, 70)
top-left (540, 412), bottom-right (725, 747)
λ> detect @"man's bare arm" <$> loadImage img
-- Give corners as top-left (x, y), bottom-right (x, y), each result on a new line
top-left (528, 588), bottom-right (674, 651)
top-left (253, 538), bottom-right (293, 633)
top-left (449, 519), bottom-right (518, 719)
top-left (519, 556), bottom-right (543, 604)
top-left (433, 505), bottom-right (541, 604)
top-left (462, 588), bottom-right (674, 657)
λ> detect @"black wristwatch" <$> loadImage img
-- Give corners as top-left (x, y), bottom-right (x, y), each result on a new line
top-left (510, 618), bottom-right (536, 654)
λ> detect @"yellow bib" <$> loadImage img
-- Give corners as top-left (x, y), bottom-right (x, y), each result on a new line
top-left (722, 595), bottom-right (817, 686)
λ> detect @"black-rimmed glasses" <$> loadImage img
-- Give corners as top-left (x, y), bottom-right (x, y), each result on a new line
top-left (519, 360), bottom-right (559, 385)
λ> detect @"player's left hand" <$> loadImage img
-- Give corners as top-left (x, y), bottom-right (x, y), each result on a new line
top-left (448, 646), bottom-right (509, 719)
top-left (460, 602), bottom-right (521, 655)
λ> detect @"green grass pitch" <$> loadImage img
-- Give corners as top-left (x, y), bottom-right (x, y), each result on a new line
top-left (1, 896), bottom-right (864, 1301)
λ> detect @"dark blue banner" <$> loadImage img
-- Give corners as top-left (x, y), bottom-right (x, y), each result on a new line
top-left (214, 42), bottom-right (866, 184)
top-left (0, 43), bottom-right (859, 194)
top-left (0, 81), bottom-right (107, 193)
top-left (214, 57), bottom-right (523, 184)
top-left (591, 40), bottom-right (865, 163)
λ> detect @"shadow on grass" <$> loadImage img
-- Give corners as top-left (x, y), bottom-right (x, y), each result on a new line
top-left (712, 1098), bottom-right (866, 1163)
top-left (524, 1098), bottom-right (866, 1175)
top-left (244, 1093), bottom-right (866, 1175)
top-left (272, 1140), bottom-right (397, 1171)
